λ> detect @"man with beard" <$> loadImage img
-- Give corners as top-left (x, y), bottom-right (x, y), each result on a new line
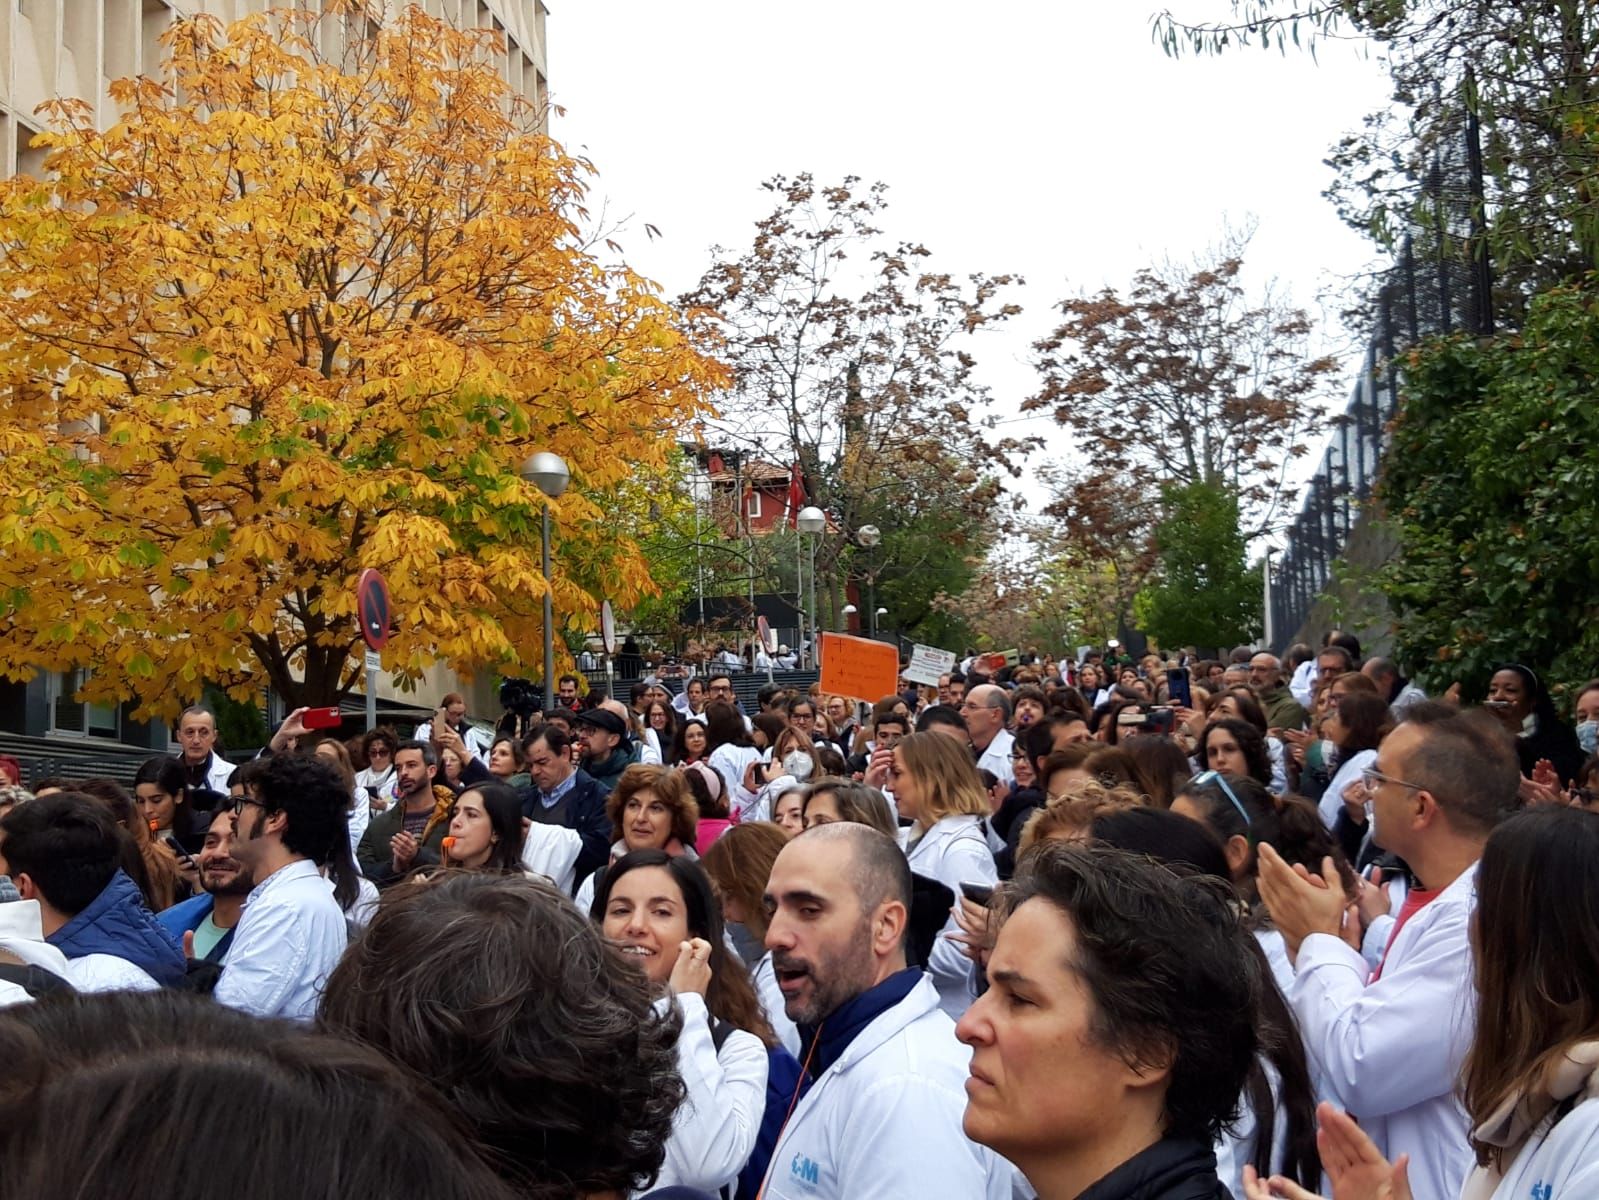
top-left (156, 806), bottom-right (253, 964)
top-left (357, 740), bottom-right (451, 884)
top-left (758, 823), bottom-right (1014, 1199)
top-left (214, 755), bottom-right (351, 1022)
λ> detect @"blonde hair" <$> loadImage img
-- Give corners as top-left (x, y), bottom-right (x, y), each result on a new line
top-left (1017, 781), bottom-right (1141, 858)
top-left (894, 732), bottom-right (989, 824)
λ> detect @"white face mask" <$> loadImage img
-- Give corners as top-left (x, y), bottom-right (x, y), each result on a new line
top-left (782, 750), bottom-right (814, 780)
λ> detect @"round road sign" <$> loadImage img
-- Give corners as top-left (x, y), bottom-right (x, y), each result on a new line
top-left (600, 599), bottom-right (617, 655)
top-left (356, 569), bottom-right (391, 651)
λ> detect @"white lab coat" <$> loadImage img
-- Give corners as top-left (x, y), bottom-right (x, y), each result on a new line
top-left (520, 822), bottom-right (583, 894)
top-left (187, 752), bottom-right (234, 796)
top-left (975, 728), bottom-right (1016, 787)
top-left (709, 743), bottom-right (762, 819)
top-left (0, 900), bottom-right (74, 1006)
top-left (1214, 1055), bottom-right (1289, 1200)
top-left (1467, 1089), bottom-right (1599, 1200)
top-left (761, 973), bottom-right (1014, 1200)
top-left (412, 720), bottom-right (493, 765)
top-left (752, 949), bottom-right (801, 1057)
top-left (1290, 659), bottom-right (1318, 710)
top-left (646, 991), bottom-right (768, 1196)
top-left (903, 814), bottom-right (997, 1020)
top-left (1319, 748), bottom-right (1377, 829)
top-left (1289, 861), bottom-right (1478, 1200)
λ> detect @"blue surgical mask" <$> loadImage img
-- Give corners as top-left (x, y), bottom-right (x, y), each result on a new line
top-left (1578, 720), bottom-right (1599, 755)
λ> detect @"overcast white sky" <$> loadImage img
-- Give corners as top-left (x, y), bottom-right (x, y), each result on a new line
top-left (547, 1), bottom-right (1393, 514)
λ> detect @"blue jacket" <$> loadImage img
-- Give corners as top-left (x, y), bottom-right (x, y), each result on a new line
top-left (48, 869), bottom-right (187, 986)
top-left (155, 892), bottom-right (234, 964)
top-left (519, 769), bottom-right (612, 889)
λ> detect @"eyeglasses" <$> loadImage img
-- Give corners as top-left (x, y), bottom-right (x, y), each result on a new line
top-left (1191, 771), bottom-right (1250, 830)
top-left (1360, 767), bottom-right (1425, 794)
top-left (230, 796), bottom-right (267, 816)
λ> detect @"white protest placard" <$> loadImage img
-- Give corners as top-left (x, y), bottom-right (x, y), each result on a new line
top-left (903, 643), bottom-right (957, 686)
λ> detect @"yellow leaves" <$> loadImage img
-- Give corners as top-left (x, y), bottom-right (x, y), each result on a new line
top-left (0, 3), bottom-right (720, 715)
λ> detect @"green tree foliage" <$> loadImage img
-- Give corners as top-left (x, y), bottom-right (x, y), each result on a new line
top-left (1153, 1), bottom-right (1599, 307)
top-left (682, 175), bottom-right (1031, 638)
top-left (1134, 480), bottom-right (1261, 650)
top-left (1376, 283), bottom-right (1599, 693)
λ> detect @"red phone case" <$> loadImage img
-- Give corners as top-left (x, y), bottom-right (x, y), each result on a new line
top-left (303, 706), bottom-right (342, 729)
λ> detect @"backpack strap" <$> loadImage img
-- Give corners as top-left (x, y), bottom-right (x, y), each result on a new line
top-left (0, 961), bottom-right (74, 998)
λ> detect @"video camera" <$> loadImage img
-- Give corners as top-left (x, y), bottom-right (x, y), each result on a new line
top-left (498, 678), bottom-right (543, 720)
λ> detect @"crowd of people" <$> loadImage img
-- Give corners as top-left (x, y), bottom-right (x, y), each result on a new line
top-left (1, 634), bottom-right (1598, 1200)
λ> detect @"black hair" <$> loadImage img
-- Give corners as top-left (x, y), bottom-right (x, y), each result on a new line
top-left (132, 756), bottom-right (188, 804)
top-left (526, 723), bottom-right (575, 761)
top-left (0, 992), bottom-right (521, 1200)
top-left (0, 793), bottom-right (121, 915)
top-left (453, 783), bottom-right (527, 874)
top-left (915, 704), bottom-right (965, 734)
top-left (252, 755), bottom-right (361, 910)
top-left (592, 850), bottom-right (774, 1046)
top-left (1092, 804), bottom-right (1322, 1187)
top-left (702, 702), bottom-right (750, 752)
top-left (1200, 718), bottom-right (1273, 787)
top-left (1089, 806), bottom-right (1231, 879)
top-left (320, 874), bottom-right (684, 1199)
top-left (394, 738), bottom-right (437, 767)
top-left (1004, 843), bottom-right (1258, 1144)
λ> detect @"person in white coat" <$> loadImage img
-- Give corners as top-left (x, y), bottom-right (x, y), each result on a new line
top-left (760, 822), bottom-right (1015, 1200)
top-left (214, 754), bottom-right (356, 1024)
top-left (700, 820), bottom-right (802, 1056)
top-left (594, 850), bottom-right (771, 1197)
top-left (956, 841), bottom-right (1261, 1200)
top-left (176, 705), bottom-right (235, 795)
top-left (890, 732), bottom-right (998, 1019)
top-left (1256, 704), bottom-right (1517, 1200)
top-left (1244, 805), bottom-right (1599, 1200)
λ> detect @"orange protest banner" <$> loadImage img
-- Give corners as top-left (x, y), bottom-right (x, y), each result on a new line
top-left (818, 632), bottom-right (900, 704)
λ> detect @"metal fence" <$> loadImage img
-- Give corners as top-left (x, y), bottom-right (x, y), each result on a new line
top-left (1268, 106), bottom-right (1494, 649)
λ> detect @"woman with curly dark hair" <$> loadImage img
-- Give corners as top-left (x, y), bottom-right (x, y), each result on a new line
top-left (593, 850), bottom-right (775, 1196)
top-left (1200, 717), bottom-right (1274, 790)
top-left (318, 872), bottom-right (685, 1200)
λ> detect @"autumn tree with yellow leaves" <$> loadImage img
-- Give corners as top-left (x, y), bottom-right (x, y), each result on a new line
top-left (0, 5), bottom-right (719, 715)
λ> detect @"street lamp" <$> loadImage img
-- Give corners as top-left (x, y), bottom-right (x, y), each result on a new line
top-left (841, 603), bottom-right (858, 632)
top-left (856, 524), bottom-right (881, 640)
top-left (520, 451), bottom-right (570, 710)
top-left (797, 506), bottom-right (825, 667)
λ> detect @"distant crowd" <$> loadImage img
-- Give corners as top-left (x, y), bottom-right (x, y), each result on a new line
top-left (0, 631), bottom-right (1597, 1200)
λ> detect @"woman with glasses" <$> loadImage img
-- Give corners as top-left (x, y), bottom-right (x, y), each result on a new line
top-left (355, 727), bottom-right (398, 813)
top-left (889, 732), bottom-right (999, 1018)
top-left (671, 715), bottom-right (709, 768)
top-left (1245, 807), bottom-right (1599, 1200)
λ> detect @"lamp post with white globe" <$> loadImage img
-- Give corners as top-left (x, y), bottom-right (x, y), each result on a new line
top-left (856, 524), bottom-right (882, 640)
top-left (796, 506), bottom-right (825, 667)
top-left (520, 452), bottom-right (569, 711)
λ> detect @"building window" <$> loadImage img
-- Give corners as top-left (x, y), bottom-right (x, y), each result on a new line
top-left (48, 670), bottom-right (120, 739)
top-left (746, 491), bottom-right (762, 519)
